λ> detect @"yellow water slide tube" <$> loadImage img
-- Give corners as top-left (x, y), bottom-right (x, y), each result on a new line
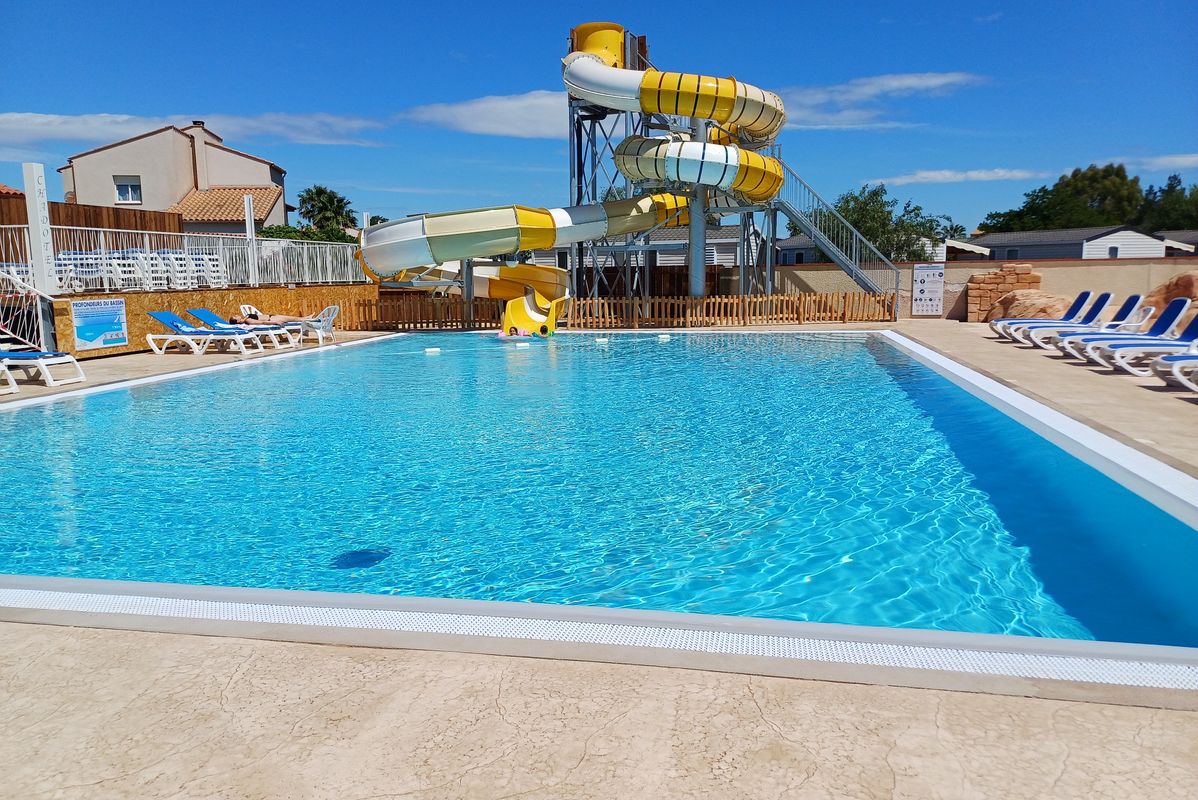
top-left (562, 22), bottom-right (786, 202)
top-left (358, 194), bottom-right (688, 334)
top-left (358, 21), bottom-right (788, 332)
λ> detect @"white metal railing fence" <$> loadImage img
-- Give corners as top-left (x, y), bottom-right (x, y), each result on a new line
top-left (0, 225), bottom-right (33, 285)
top-left (0, 224), bottom-right (367, 295)
top-left (0, 252), bottom-right (52, 351)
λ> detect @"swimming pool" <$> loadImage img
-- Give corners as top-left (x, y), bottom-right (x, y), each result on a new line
top-left (2, 332), bottom-right (1196, 648)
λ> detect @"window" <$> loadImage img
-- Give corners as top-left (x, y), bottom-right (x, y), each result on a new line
top-left (1108, 245), bottom-right (1119, 258)
top-left (1005, 248), bottom-right (1019, 259)
top-left (114, 175), bottom-right (142, 204)
top-left (779, 251), bottom-right (790, 265)
top-left (794, 251), bottom-right (805, 264)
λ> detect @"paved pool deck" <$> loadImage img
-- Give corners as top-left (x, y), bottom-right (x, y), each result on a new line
top-left (3, 320), bottom-right (1197, 798)
top-left (3, 622), bottom-right (1197, 800)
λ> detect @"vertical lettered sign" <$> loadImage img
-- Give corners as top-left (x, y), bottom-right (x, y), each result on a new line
top-left (22, 162), bottom-right (55, 292)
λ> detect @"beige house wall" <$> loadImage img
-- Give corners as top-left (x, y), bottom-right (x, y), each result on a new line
top-left (774, 257), bottom-right (1198, 319)
top-left (66, 129), bottom-right (194, 211)
top-left (204, 145), bottom-right (275, 187)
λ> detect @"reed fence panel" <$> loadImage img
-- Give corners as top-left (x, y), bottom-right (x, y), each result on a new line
top-left (565, 292), bottom-right (894, 329)
top-left (354, 294), bottom-right (505, 331)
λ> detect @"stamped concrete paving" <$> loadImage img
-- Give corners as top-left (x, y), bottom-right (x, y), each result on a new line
top-left (5, 321), bottom-right (1198, 797)
top-left (2, 622), bottom-right (1196, 800)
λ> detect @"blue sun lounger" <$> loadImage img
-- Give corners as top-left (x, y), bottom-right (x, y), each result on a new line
top-left (1150, 353), bottom-right (1198, 393)
top-left (1054, 297), bottom-right (1191, 360)
top-left (0, 349), bottom-right (86, 394)
top-left (1093, 313), bottom-right (1198, 375)
top-left (990, 291), bottom-right (1092, 340)
top-left (1018, 294), bottom-right (1151, 349)
top-left (1007, 292), bottom-right (1112, 345)
top-left (145, 310), bottom-right (265, 355)
top-left (185, 308), bottom-right (298, 350)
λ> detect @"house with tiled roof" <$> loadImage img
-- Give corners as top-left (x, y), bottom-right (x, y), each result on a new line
top-left (0, 183), bottom-right (23, 197)
top-left (57, 121), bottom-right (290, 233)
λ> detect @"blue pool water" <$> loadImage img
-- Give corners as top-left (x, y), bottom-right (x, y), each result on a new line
top-left (2, 332), bottom-right (1196, 647)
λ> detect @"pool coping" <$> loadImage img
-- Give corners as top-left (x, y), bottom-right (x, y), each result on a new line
top-left (0, 331), bottom-right (408, 413)
top-left (2, 328), bottom-right (1197, 708)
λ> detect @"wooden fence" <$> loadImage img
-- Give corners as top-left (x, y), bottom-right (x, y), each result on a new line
top-left (0, 197), bottom-right (183, 232)
top-left (565, 292), bottom-right (895, 329)
top-left (352, 294), bottom-right (505, 331)
top-left (347, 292), bottom-right (894, 332)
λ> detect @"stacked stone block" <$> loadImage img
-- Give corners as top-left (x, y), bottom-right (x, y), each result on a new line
top-left (965, 264), bottom-right (1041, 322)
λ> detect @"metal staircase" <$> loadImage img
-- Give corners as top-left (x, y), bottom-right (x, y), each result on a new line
top-left (772, 159), bottom-right (900, 297)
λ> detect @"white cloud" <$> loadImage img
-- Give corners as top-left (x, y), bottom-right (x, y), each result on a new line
top-left (401, 90), bottom-right (567, 139)
top-left (337, 182), bottom-right (505, 197)
top-left (868, 168), bottom-right (1050, 186)
top-left (780, 72), bottom-right (983, 130)
top-left (1110, 153), bottom-right (1198, 172)
top-left (974, 12), bottom-right (1003, 23)
top-left (0, 112), bottom-right (382, 149)
top-left (399, 74), bottom-right (981, 137)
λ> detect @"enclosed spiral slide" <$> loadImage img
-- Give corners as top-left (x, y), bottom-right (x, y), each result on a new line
top-left (358, 21), bottom-right (788, 334)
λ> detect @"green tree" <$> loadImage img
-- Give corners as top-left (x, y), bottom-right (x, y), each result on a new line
top-left (296, 185), bottom-right (357, 230)
top-left (980, 164), bottom-right (1143, 232)
top-left (787, 184), bottom-right (947, 262)
top-left (602, 185), bottom-right (627, 202)
top-left (937, 217), bottom-right (967, 239)
top-left (258, 224), bottom-right (356, 243)
top-left (368, 215), bottom-right (390, 225)
top-left (1138, 174), bottom-right (1198, 231)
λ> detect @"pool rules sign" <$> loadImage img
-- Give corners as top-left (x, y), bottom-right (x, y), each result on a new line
top-left (912, 263), bottom-right (945, 316)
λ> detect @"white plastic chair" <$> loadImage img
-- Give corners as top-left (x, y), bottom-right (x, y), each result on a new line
top-left (301, 306), bottom-right (340, 345)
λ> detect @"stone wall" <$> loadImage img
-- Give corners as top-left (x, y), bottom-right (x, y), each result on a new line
top-left (964, 264), bottom-right (1041, 322)
top-left (774, 256), bottom-right (1198, 320)
top-left (52, 283), bottom-right (379, 359)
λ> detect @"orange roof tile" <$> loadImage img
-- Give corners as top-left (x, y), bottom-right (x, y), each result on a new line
top-left (168, 185), bottom-right (282, 222)
top-left (0, 183), bottom-right (23, 197)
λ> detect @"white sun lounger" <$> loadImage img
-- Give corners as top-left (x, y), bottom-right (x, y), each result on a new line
top-left (1054, 297), bottom-right (1192, 360)
top-left (1151, 353), bottom-right (1198, 393)
top-left (0, 349), bottom-right (86, 391)
top-left (1019, 295), bottom-right (1150, 349)
top-left (990, 291), bottom-right (1092, 340)
top-left (145, 311), bottom-right (265, 355)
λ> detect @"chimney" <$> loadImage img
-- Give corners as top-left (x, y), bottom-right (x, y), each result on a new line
top-left (184, 123), bottom-right (210, 190)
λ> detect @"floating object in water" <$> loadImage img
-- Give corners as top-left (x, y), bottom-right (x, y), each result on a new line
top-left (425, 347), bottom-right (441, 354)
top-left (657, 334), bottom-right (671, 341)
top-left (515, 342), bottom-right (531, 349)
top-left (332, 548), bottom-right (391, 569)
top-left (595, 338), bottom-right (608, 344)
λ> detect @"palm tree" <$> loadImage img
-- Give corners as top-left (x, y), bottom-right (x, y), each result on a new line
top-left (937, 216), bottom-right (968, 239)
top-left (297, 185), bottom-right (356, 230)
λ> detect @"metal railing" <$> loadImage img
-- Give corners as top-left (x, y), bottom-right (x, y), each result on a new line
top-left (0, 224), bottom-right (368, 295)
top-left (772, 160), bottom-right (900, 303)
top-left (0, 254), bottom-right (52, 351)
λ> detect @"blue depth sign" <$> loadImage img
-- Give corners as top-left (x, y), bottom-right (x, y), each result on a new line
top-left (70, 298), bottom-right (129, 350)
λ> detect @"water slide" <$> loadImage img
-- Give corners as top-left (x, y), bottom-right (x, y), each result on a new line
top-left (357, 21), bottom-right (788, 333)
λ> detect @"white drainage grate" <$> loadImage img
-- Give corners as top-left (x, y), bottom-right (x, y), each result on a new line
top-left (1, 587), bottom-right (1195, 690)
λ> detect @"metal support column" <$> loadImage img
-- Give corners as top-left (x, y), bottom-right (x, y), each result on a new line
top-left (462, 258), bottom-right (474, 329)
top-left (688, 118), bottom-right (708, 298)
top-left (765, 207), bottom-right (778, 296)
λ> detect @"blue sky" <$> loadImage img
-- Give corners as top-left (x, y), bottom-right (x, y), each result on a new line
top-left (2, 0), bottom-right (1195, 230)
